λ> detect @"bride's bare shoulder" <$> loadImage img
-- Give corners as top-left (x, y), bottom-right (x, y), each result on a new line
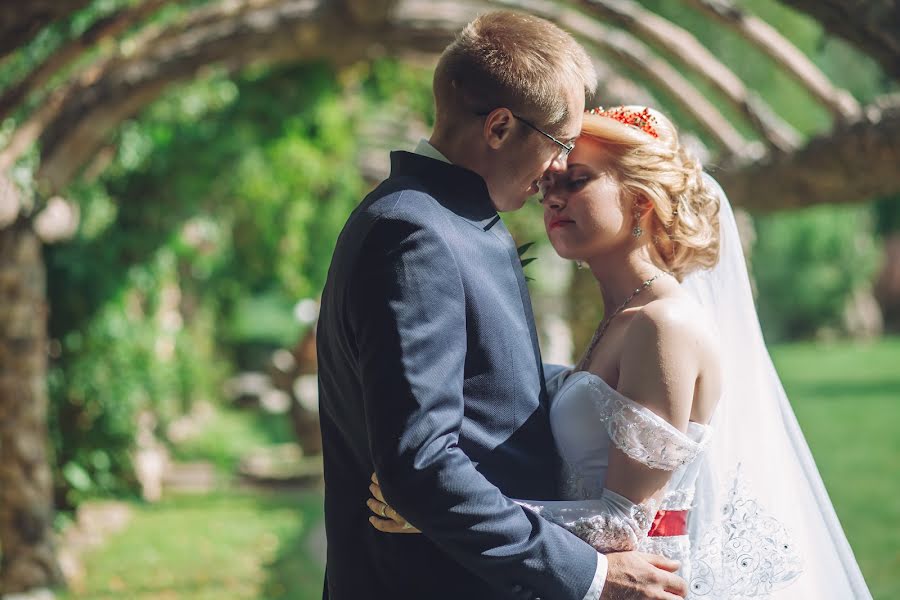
top-left (618, 295), bottom-right (721, 424)
top-left (631, 294), bottom-right (718, 355)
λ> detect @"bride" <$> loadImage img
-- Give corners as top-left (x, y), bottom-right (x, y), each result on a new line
top-left (366, 106), bottom-right (872, 599)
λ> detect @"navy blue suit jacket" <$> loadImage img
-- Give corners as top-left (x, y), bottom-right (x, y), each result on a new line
top-left (317, 152), bottom-right (597, 600)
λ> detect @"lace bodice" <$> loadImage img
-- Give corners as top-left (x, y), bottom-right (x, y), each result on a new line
top-left (549, 370), bottom-right (711, 505)
top-left (517, 370), bottom-right (712, 584)
top-left (525, 370), bottom-right (804, 598)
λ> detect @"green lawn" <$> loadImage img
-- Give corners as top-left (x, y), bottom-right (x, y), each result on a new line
top-left (169, 403), bottom-right (297, 475)
top-left (771, 337), bottom-right (900, 600)
top-left (63, 338), bottom-right (898, 599)
top-left (60, 491), bottom-right (325, 600)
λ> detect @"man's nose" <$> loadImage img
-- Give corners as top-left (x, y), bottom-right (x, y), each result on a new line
top-left (546, 151), bottom-right (568, 174)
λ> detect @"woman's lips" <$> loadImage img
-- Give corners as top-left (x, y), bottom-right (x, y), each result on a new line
top-left (548, 218), bottom-right (574, 231)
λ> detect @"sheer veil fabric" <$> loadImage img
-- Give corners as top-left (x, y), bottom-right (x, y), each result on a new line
top-left (680, 176), bottom-right (872, 599)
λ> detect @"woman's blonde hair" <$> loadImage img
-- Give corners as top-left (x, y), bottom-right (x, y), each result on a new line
top-left (433, 11), bottom-right (597, 130)
top-left (581, 106), bottom-right (721, 280)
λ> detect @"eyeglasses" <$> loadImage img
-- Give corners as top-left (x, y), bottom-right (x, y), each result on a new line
top-left (476, 111), bottom-right (575, 158)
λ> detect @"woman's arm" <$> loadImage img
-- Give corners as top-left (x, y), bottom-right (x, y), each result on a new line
top-left (603, 301), bottom-right (704, 506)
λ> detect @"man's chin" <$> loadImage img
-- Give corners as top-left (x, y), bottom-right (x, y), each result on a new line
top-left (494, 196), bottom-right (529, 212)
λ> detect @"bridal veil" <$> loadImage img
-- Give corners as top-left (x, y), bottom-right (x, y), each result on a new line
top-left (680, 176), bottom-right (872, 599)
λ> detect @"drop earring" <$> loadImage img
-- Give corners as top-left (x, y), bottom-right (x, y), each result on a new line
top-left (632, 209), bottom-right (643, 238)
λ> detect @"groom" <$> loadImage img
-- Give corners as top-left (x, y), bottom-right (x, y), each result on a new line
top-left (317, 11), bottom-right (686, 600)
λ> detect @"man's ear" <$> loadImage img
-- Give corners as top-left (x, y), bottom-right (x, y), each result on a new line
top-left (483, 108), bottom-right (516, 150)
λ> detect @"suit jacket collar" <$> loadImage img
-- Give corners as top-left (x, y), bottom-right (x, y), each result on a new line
top-left (389, 151), bottom-right (500, 230)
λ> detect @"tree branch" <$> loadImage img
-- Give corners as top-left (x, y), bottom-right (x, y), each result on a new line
top-left (574, 0), bottom-right (801, 151)
top-left (0, 0), bottom-right (91, 60)
top-left (0, 0), bottom-right (171, 123)
top-left (683, 0), bottom-right (861, 120)
top-left (35, 0), bottom-right (476, 191)
top-left (776, 0), bottom-right (900, 80)
top-left (491, 0), bottom-right (753, 155)
top-left (719, 97), bottom-right (900, 211)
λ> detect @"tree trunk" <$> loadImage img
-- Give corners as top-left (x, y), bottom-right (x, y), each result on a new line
top-left (875, 232), bottom-right (900, 331)
top-left (0, 221), bottom-right (64, 594)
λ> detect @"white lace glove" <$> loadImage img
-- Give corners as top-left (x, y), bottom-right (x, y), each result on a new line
top-left (517, 489), bottom-right (656, 553)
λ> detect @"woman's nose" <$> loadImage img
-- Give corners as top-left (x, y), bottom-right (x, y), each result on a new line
top-left (543, 191), bottom-right (565, 210)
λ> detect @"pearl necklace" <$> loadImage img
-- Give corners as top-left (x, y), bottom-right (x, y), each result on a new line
top-left (576, 273), bottom-right (665, 372)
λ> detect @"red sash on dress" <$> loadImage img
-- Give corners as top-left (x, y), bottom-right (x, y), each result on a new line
top-left (647, 509), bottom-right (688, 537)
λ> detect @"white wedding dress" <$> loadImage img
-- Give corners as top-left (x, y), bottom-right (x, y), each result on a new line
top-left (520, 177), bottom-right (872, 599)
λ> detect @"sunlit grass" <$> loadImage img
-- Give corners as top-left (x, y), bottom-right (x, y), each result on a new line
top-left (60, 491), bottom-right (324, 600)
top-left (772, 337), bottom-right (900, 600)
top-left (170, 405), bottom-right (296, 475)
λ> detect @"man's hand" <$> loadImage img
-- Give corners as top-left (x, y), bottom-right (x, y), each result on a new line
top-left (601, 551), bottom-right (688, 600)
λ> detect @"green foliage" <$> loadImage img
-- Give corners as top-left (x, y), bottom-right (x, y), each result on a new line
top-left (58, 393), bottom-right (323, 599)
top-left (47, 246), bottom-right (227, 506)
top-left (361, 59), bottom-right (436, 127)
top-left (517, 241), bottom-right (538, 281)
top-left (752, 205), bottom-right (880, 341)
top-left (99, 62), bottom-right (366, 308)
top-left (46, 58), bottom-right (433, 501)
top-left (0, 0), bottom-right (214, 124)
top-left (170, 405), bottom-right (295, 476)
top-left (874, 195), bottom-right (900, 236)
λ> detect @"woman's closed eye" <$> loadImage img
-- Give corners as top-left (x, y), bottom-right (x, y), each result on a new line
top-left (539, 174), bottom-right (589, 203)
top-left (566, 176), bottom-right (588, 191)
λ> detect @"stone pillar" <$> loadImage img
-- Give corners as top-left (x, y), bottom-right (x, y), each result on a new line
top-left (0, 220), bottom-right (64, 593)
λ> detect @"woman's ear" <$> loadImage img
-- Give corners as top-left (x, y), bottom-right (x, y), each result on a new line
top-left (634, 195), bottom-right (654, 217)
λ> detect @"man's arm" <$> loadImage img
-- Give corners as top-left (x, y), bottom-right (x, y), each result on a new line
top-left (349, 210), bottom-right (598, 599)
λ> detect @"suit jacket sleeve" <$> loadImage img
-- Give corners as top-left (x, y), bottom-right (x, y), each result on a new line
top-left (348, 209), bottom-right (598, 600)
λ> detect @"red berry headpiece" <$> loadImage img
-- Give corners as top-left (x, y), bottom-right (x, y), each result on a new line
top-left (587, 106), bottom-right (659, 139)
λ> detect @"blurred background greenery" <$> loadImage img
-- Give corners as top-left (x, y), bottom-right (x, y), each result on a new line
top-left (0, 0), bottom-right (898, 598)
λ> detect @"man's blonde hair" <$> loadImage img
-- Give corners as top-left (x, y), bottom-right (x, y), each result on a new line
top-left (433, 11), bottom-right (597, 130)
